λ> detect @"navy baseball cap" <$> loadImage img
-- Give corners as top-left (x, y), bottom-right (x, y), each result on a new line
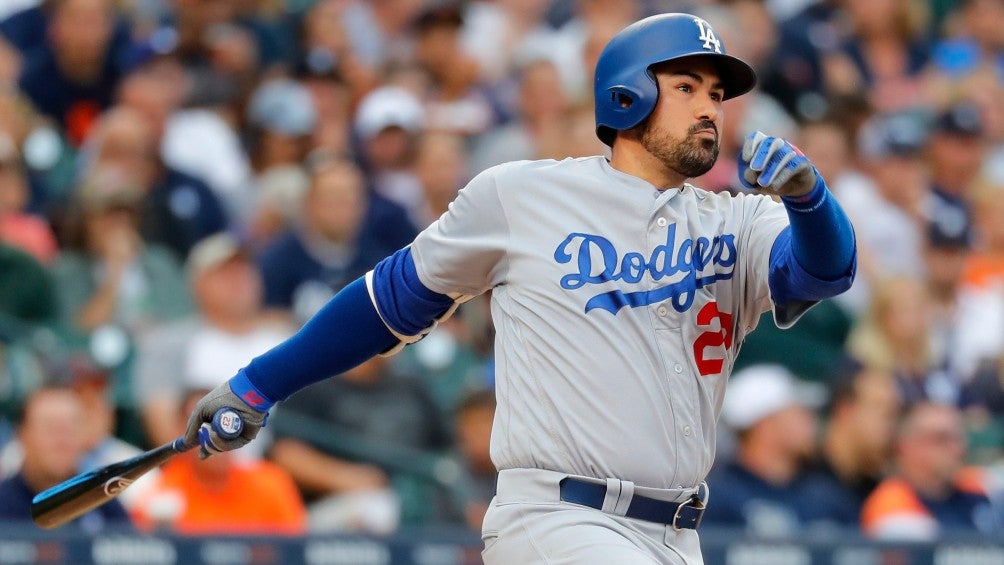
top-left (934, 102), bottom-right (984, 138)
top-left (858, 111), bottom-right (928, 159)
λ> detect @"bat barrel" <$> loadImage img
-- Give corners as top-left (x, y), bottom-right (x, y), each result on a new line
top-left (30, 407), bottom-right (243, 529)
top-left (30, 441), bottom-right (182, 529)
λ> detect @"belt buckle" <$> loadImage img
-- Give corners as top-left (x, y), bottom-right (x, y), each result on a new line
top-left (671, 482), bottom-right (709, 532)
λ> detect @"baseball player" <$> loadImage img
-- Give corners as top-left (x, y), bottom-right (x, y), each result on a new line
top-left (184, 13), bottom-right (856, 564)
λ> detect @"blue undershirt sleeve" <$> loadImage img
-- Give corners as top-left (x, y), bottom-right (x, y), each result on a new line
top-left (238, 277), bottom-right (399, 403)
top-left (768, 176), bottom-right (857, 320)
top-left (232, 248), bottom-right (455, 405)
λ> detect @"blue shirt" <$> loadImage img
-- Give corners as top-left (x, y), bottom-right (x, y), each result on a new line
top-left (702, 459), bottom-right (853, 534)
top-left (142, 168), bottom-right (230, 260)
top-left (258, 193), bottom-right (416, 312)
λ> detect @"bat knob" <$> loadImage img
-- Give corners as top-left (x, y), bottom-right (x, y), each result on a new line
top-left (212, 409), bottom-right (244, 440)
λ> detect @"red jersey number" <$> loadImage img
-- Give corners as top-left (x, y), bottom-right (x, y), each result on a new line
top-left (693, 301), bottom-right (733, 376)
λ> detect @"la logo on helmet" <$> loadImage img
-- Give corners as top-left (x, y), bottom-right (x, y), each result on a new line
top-left (693, 18), bottom-right (721, 53)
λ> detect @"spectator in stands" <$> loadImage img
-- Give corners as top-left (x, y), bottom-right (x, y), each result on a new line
top-left (50, 168), bottom-right (192, 431)
top-left (245, 165), bottom-right (311, 252)
top-left (52, 168), bottom-right (191, 342)
top-left (135, 232), bottom-right (292, 448)
top-left (130, 388), bottom-right (306, 535)
top-left (118, 43), bottom-right (255, 222)
top-left (703, 364), bottom-right (842, 535)
top-left (812, 361), bottom-right (902, 526)
top-left (821, 0), bottom-right (930, 111)
top-left (847, 276), bottom-right (955, 405)
top-left (81, 106), bottom-right (229, 260)
top-left (354, 85), bottom-right (426, 222)
top-left (246, 78), bottom-right (318, 180)
top-left (268, 356), bottom-right (452, 533)
top-left (0, 133), bottom-right (57, 264)
top-left (258, 155), bottom-right (414, 321)
top-left (926, 102), bottom-right (988, 227)
top-left (0, 0), bottom-right (131, 60)
top-left (0, 385), bottom-right (131, 529)
top-left (924, 207), bottom-right (974, 382)
top-left (861, 401), bottom-right (995, 538)
top-left (413, 2), bottom-right (498, 137)
top-left (16, 0), bottom-right (130, 146)
top-left (411, 131), bottom-right (467, 229)
top-left (239, 77), bottom-right (318, 243)
top-left (838, 110), bottom-right (931, 314)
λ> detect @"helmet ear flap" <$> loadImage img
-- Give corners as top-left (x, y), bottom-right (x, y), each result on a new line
top-left (596, 85), bottom-right (649, 146)
top-left (607, 86), bottom-right (637, 112)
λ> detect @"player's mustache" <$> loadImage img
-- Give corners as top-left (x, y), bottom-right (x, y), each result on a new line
top-left (689, 121), bottom-right (718, 138)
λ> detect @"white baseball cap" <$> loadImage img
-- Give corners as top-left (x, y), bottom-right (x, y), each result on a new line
top-left (247, 79), bottom-right (318, 136)
top-left (186, 232), bottom-right (248, 281)
top-left (721, 364), bottom-right (823, 431)
top-left (354, 86), bottom-right (425, 140)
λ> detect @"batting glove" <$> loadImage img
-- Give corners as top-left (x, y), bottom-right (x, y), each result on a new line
top-left (183, 372), bottom-right (272, 459)
top-left (737, 131), bottom-right (818, 197)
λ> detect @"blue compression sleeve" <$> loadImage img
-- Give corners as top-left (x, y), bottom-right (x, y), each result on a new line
top-left (768, 178), bottom-right (856, 304)
top-left (235, 248), bottom-right (455, 405)
top-left (239, 277), bottom-right (399, 403)
top-left (781, 178), bottom-right (856, 279)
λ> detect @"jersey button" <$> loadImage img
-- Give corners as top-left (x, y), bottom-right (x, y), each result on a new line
top-left (674, 363), bottom-right (683, 373)
top-left (657, 217), bottom-right (668, 227)
top-left (683, 426), bottom-right (692, 437)
top-left (657, 306), bottom-right (668, 316)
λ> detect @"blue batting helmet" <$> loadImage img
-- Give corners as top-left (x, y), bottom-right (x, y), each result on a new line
top-left (594, 13), bottom-right (757, 146)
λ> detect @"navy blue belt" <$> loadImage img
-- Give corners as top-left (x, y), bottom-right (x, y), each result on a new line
top-left (558, 478), bottom-right (707, 530)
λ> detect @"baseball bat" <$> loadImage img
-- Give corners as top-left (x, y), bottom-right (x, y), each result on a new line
top-left (30, 408), bottom-right (244, 529)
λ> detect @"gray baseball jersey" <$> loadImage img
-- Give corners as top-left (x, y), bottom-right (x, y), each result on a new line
top-left (410, 156), bottom-right (795, 490)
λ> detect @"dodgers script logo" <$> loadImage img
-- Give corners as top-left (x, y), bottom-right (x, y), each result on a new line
top-left (554, 224), bottom-right (737, 314)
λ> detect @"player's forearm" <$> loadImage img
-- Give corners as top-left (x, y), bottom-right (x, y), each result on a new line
top-left (237, 276), bottom-right (400, 405)
top-left (236, 248), bottom-right (455, 406)
top-left (779, 177), bottom-right (856, 280)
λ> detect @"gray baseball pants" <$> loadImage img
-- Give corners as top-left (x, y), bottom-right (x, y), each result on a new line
top-left (481, 468), bottom-right (705, 564)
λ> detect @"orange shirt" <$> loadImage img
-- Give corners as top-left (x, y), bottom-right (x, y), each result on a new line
top-left (961, 254), bottom-right (1004, 290)
top-left (860, 470), bottom-right (988, 537)
top-left (131, 455), bottom-right (307, 536)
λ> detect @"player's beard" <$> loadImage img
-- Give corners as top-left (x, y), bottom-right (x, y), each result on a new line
top-left (639, 119), bottom-right (720, 179)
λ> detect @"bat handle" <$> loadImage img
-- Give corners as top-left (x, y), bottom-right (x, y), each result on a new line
top-left (179, 408), bottom-right (245, 452)
top-left (211, 408), bottom-right (244, 440)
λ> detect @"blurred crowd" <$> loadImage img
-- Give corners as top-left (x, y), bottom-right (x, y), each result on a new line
top-left (0, 0), bottom-right (1003, 542)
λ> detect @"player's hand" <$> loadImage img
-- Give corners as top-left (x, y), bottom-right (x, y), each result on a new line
top-left (737, 131), bottom-right (818, 197)
top-left (183, 379), bottom-right (269, 459)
